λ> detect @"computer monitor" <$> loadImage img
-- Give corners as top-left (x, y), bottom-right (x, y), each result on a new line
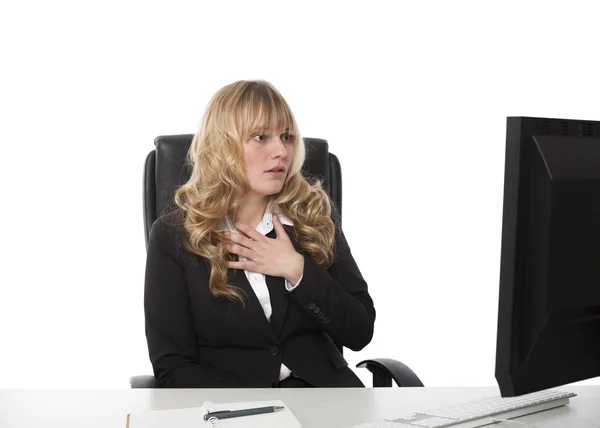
top-left (495, 116), bottom-right (600, 397)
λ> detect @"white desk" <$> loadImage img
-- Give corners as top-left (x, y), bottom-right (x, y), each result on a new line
top-left (0, 386), bottom-right (598, 427)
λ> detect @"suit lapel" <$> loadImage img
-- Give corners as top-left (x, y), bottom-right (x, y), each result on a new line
top-left (265, 273), bottom-right (288, 338)
top-left (226, 268), bottom-right (277, 342)
top-left (264, 226), bottom-right (299, 339)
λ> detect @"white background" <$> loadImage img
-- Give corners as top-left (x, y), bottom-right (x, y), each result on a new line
top-left (1, 0), bottom-right (599, 388)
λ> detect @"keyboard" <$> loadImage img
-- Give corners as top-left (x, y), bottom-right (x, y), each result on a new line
top-left (351, 389), bottom-right (576, 428)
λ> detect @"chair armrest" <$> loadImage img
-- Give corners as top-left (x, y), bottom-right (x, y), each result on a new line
top-left (130, 375), bottom-right (156, 388)
top-left (356, 358), bottom-right (424, 387)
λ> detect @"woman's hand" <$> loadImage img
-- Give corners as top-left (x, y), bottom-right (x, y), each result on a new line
top-left (224, 214), bottom-right (304, 285)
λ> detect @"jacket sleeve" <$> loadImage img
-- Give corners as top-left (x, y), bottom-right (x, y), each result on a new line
top-left (287, 227), bottom-right (375, 351)
top-left (144, 217), bottom-right (241, 388)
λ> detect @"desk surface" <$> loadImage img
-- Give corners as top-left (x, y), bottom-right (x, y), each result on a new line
top-left (0, 386), bottom-right (598, 427)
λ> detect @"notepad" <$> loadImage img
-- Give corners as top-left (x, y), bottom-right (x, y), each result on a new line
top-left (126, 400), bottom-right (302, 428)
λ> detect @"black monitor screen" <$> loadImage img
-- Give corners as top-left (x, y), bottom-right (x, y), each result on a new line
top-left (495, 116), bottom-right (600, 397)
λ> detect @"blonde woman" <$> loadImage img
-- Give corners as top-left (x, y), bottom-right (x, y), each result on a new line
top-left (144, 80), bottom-right (375, 388)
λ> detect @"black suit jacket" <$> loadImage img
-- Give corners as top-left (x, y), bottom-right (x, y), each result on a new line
top-left (144, 210), bottom-right (375, 388)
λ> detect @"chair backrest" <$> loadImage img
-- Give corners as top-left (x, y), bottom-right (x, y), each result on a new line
top-left (143, 134), bottom-right (343, 248)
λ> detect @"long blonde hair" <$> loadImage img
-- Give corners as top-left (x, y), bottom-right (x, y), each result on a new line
top-left (174, 80), bottom-right (335, 304)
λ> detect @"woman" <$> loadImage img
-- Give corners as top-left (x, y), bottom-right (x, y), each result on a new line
top-left (144, 80), bottom-right (375, 388)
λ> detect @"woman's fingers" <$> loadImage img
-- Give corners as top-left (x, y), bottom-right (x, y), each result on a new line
top-left (226, 242), bottom-right (255, 259)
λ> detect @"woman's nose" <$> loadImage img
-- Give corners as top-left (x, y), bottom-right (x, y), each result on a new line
top-left (272, 137), bottom-right (287, 157)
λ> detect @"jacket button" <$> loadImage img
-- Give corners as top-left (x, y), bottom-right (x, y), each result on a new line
top-left (308, 302), bottom-right (316, 310)
top-left (318, 312), bottom-right (325, 319)
top-left (270, 346), bottom-right (280, 356)
top-left (323, 317), bottom-right (330, 324)
top-left (313, 306), bottom-right (320, 314)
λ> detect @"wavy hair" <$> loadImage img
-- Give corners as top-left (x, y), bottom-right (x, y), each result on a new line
top-left (174, 80), bottom-right (335, 304)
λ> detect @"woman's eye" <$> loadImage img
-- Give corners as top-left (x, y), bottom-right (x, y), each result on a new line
top-left (281, 133), bottom-right (292, 142)
top-left (253, 134), bottom-right (265, 142)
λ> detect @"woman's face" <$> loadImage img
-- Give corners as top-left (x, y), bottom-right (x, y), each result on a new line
top-left (242, 127), bottom-right (294, 199)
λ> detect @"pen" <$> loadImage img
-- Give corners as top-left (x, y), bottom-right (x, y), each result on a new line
top-left (203, 405), bottom-right (285, 421)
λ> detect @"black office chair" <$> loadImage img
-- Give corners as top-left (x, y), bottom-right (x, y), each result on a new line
top-left (132, 134), bottom-right (424, 389)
